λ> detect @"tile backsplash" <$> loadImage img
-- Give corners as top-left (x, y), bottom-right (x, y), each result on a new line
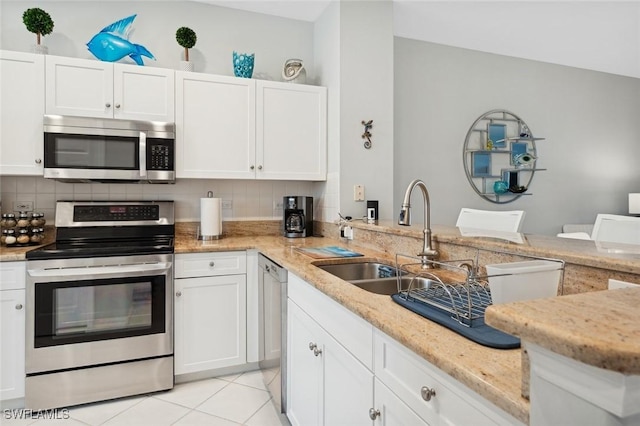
top-left (0, 176), bottom-right (326, 222)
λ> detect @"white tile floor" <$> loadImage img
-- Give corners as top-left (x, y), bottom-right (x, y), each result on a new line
top-left (4, 371), bottom-right (289, 426)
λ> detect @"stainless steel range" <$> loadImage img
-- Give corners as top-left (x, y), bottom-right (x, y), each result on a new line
top-left (25, 201), bottom-right (175, 410)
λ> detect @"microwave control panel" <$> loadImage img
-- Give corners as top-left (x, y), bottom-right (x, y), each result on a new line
top-left (147, 140), bottom-right (174, 171)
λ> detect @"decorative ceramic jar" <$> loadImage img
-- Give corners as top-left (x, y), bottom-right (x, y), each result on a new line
top-left (233, 51), bottom-right (254, 78)
top-left (493, 180), bottom-right (509, 194)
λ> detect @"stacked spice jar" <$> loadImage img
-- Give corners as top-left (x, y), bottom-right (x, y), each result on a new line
top-left (1, 212), bottom-right (46, 247)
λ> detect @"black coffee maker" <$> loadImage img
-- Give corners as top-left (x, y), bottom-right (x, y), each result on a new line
top-left (283, 196), bottom-right (313, 238)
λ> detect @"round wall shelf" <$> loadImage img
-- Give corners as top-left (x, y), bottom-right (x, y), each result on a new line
top-left (463, 109), bottom-right (545, 204)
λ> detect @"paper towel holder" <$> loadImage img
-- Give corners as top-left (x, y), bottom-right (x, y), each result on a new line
top-left (199, 191), bottom-right (223, 240)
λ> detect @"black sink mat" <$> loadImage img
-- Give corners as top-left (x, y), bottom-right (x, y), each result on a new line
top-left (391, 293), bottom-right (520, 349)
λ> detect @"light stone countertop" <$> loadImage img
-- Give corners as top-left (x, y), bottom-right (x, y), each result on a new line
top-left (7, 221), bottom-right (640, 424)
top-left (173, 227), bottom-right (529, 423)
top-left (485, 287), bottom-right (640, 374)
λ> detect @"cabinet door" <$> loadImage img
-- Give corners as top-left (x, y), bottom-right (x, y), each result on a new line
top-left (114, 64), bottom-right (174, 121)
top-left (174, 274), bottom-right (247, 374)
top-left (323, 330), bottom-right (374, 426)
top-left (0, 51), bottom-right (45, 175)
top-left (176, 72), bottom-right (256, 179)
top-left (287, 301), bottom-right (323, 426)
top-left (256, 81), bottom-right (327, 181)
top-left (373, 379), bottom-right (428, 426)
top-left (45, 55), bottom-right (113, 118)
top-left (0, 289), bottom-right (25, 401)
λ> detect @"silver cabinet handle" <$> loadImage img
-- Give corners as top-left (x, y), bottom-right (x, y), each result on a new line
top-left (421, 386), bottom-right (436, 401)
top-left (313, 347), bottom-right (322, 356)
top-left (106, 102), bottom-right (111, 108)
top-left (15, 304), bottom-right (23, 310)
top-left (369, 408), bottom-right (380, 420)
top-left (258, 165), bottom-right (263, 170)
top-left (209, 261), bottom-right (215, 267)
top-left (35, 159), bottom-right (42, 164)
top-left (308, 342), bottom-right (317, 351)
top-left (250, 165), bottom-right (255, 170)
top-left (115, 103), bottom-right (121, 108)
top-left (176, 291), bottom-right (182, 297)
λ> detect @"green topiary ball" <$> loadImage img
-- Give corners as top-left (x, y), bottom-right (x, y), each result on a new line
top-left (176, 27), bottom-right (197, 49)
top-left (23, 8), bottom-right (54, 42)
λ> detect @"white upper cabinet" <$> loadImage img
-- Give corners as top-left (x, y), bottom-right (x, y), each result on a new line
top-left (45, 55), bottom-right (174, 122)
top-left (0, 51), bottom-right (45, 175)
top-left (175, 72), bottom-right (256, 179)
top-left (176, 73), bottom-right (327, 181)
top-left (256, 81), bottom-right (327, 181)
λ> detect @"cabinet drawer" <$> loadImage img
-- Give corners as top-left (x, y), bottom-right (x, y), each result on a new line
top-left (175, 252), bottom-right (246, 278)
top-left (374, 329), bottom-right (520, 426)
top-left (0, 262), bottom-right (26, 291)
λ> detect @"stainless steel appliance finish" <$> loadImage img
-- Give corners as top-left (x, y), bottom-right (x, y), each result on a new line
top-left (25, 201), bottom-right (175, 410)
top-left (283, 196), bottom-right (313, 238)
top-left (43, 115), bottom-right (175, 183)
top-left (258, 254), bottom-right (288, 414)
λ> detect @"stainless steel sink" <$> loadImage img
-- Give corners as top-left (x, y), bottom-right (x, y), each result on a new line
top-left (317, 262), bottom-right (433, 295)
top-left (350, 276), bottom-right (433, 295)
top-left (316, 262), bottom-right (402, 281)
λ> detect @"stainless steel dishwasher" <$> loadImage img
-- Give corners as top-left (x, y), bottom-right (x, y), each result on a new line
top-left (258, 254), bottom-right (288, 414)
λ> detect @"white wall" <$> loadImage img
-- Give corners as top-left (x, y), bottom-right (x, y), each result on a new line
top-left (1, 1), bottom-right (314, 80)
top-left (338, 0), bottom-right (395, 221)
top-left (394, 38), bottom-right (640, 235)
top-left (312, 1), bottom-right (341, 223)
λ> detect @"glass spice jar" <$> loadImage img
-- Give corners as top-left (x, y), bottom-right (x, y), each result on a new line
top-left (16, 228), bottom-right (30, 244)
top-left (30, 227), bottom-right (44, 244)
top-left (31, 212), bottom-right (46, 227)
top-left (1, 213), bottom-right (17, 228)
top-left (17, 212), bottom-right (31, 228)
top-left (3, 229), bottom-right (17, 246)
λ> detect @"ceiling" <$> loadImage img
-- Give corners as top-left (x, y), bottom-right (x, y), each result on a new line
top-left (197, 0), bottom-right (639, 78)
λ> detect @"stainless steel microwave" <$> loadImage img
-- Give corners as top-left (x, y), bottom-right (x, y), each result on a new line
top-left (43, 115), bottom-right (175, 183)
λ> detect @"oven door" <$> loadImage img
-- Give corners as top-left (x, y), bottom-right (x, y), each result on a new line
top-left (26, 253), bottom-right (173, 374)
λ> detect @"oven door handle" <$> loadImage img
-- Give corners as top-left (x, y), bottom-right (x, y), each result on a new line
top-left (28, 262), bottom-right (172, 278)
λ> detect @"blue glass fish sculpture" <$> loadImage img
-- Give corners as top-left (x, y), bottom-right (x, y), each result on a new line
top-left (87, 14), bottom-right (154, 66)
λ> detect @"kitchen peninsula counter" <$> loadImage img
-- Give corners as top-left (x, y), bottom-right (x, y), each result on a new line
top-left (5, 220), bottom-right (640, 424)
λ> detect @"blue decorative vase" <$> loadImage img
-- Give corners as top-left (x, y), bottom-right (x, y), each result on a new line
top-left (233, 51), bottom-right (254, 78)
top-left (493, 180), bottom-right (509, 194)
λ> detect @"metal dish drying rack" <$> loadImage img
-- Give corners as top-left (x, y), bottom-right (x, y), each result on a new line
top-left (390, 252), bottom-right (565, 349)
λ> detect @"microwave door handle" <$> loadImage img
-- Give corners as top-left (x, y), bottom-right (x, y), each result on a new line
top-left (139, 131), bottom-right (147, 178)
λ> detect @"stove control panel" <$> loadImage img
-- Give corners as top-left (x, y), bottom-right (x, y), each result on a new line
top-left (73, 205), bottom-right (160, 222)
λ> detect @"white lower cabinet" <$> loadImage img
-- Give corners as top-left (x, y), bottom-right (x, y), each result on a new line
top-left (287, 300), bottom-right (373, 426)
top-left (0, 262), bottom-right (26, 403)
top-left (287, 273), bottom-right (374, 426)
top-left (174, 252), bottom-right (247, 375)
top-left (373, 378), bottom-right (428, 426)
top-left (286, 274), bottom-right (522, 426)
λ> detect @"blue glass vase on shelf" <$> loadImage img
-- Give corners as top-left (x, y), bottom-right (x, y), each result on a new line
top-left (233, 51), bottom-right (254, 78)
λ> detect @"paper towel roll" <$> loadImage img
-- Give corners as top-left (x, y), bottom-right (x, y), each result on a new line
top-left (200, 197), bottom-right (222, 240)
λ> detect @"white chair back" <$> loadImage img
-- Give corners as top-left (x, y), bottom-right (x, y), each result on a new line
top-left (455, 208), bottom-right (526, 233)
top-left (591, 214), bottom-right (640, 245)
